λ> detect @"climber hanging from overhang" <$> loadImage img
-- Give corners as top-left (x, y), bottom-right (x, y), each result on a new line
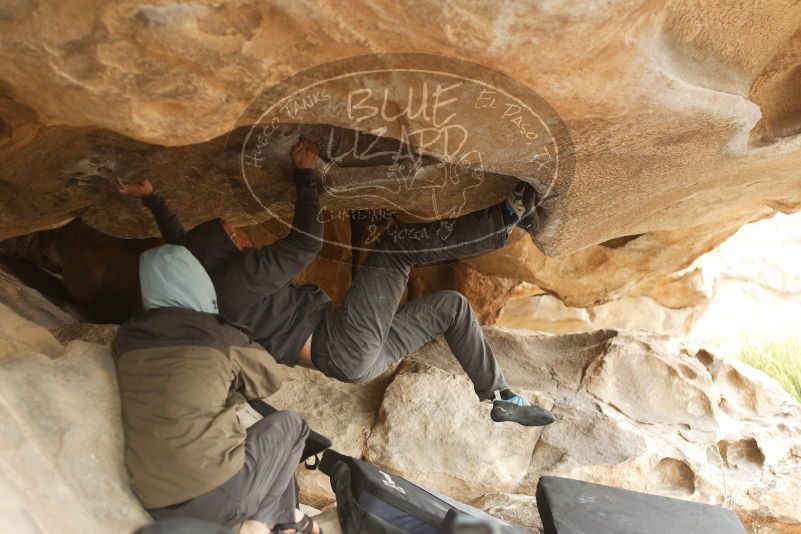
top-left (116, 138), bottom-right (554, 427)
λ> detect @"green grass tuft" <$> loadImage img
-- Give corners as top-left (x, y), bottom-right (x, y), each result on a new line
top-left (737, 337), bottom-right (801, 403)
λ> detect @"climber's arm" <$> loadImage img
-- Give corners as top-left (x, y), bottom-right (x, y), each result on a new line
top-left (243, 168), bottom-right (324, 291)
top-left (231, 342), bottom-right (287, 400)
top-left (241, 139), bottom-right (324, 292)
top-left (115, 178), bottom-right (186, 244)
top-left (142, 193), bottom-right (186, 244)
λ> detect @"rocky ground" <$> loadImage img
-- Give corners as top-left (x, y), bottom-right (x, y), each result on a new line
top-left (2, 276), bottom-right (800, 533)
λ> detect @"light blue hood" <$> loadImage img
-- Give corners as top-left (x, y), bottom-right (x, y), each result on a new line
top-left (139, 244), bottom-right (218, 314)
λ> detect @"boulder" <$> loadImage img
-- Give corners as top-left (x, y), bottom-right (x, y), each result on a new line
top-left (264, 366), bottom-right (386, 507)
top-left (0, 301), bottom-right (63, 359)
top-left (52, 322), bottom-right (120, 345)
top-left (1, 1), bottom-right (800, 309)
top-left (366, 329), bottom-right (801, 526)
top-left (365, 359), bottom-right (552, 500)
top-left (0, 262), bottom-right (73, 330)
top-left (0, 335), bottom-right (149, 533)
top-left (495, 211), bottom-right (801, 355)
top-left (2, 302), bottom-right (800, 531)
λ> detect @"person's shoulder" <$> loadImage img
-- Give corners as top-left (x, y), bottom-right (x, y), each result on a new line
top-left (213, 247), bottom-right (256, 272)
top-left (114, 308), bottom-right (224, 353)
top-left (213, 247), bottom-right (265, 284)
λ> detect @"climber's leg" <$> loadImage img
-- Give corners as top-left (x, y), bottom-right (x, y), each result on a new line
top-left (380, 290), bottom-right (555, 426)
top-left (310, 190), bottom-right (555, 425)
top-left (148, 411), bottom-right (308, 529)
top-left (311, 204), bottom-right (509, 384)
top-left (375, 289), bottom-right (507, 398)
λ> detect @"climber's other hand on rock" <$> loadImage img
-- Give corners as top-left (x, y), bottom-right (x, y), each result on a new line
top-left (116, 177), bottom-right (154, 198)
top-left (291, 138), bottom-right (319, 170)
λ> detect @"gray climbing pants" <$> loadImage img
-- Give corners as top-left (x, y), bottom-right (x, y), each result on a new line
top-left (311, 204), bottom-right (510, 400)
top-left (148, 411), bottom-right (309, 528)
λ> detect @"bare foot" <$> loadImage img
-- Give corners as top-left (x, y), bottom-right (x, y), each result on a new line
top-left (238, 510), bottom-right (320, 534)
top-left (238, 520), bottom-right (270, 534)
top-left (278, 509), bottom-right (321, 534)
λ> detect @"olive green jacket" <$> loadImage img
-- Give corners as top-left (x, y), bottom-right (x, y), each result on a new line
top-left (112, 307), bottom-right (286, 508)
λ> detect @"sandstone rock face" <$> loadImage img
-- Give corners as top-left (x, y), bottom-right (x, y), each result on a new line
top-left (2, 1), bottom-right (800, 308)
top-left (51, 322), bottom-right (120, 345)
top-left (496, 211), bottom-right (801, 356)
top-left (0, 331), bottom-right (149, 533)
top-left (364, 360), bottom-right (552, 499)
top-left (497, 292), bottom-right (701, 336)
top-left (265, 366), bottom-right (385, 508)
top-left (466, 216), bottom-right (767, 308)
top-left (2, 298), bottom-right (800, 532)
top-left (261, 325), bottom-right (801, 528)
top-left (0, 262), bottom-right (73, 330)
top-left (0, 301), bottom-right (63, 359)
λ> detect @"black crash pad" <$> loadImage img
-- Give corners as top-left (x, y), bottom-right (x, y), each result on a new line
top-left (536, 476), bottom-right (745, 534)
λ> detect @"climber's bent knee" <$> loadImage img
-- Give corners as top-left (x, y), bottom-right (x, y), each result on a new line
top-left (311, 344), bottom-right (386, 385)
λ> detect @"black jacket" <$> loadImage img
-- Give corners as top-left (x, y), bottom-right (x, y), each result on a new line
top-left (142, 169), bottom-right (330, 366)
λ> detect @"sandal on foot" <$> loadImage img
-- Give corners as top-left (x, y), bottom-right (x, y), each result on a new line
top-left (274, 513), bottom-right (323, 534)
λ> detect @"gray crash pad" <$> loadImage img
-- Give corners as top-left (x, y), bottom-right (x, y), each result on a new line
top-left (536, 476), bottom-right (745, 534)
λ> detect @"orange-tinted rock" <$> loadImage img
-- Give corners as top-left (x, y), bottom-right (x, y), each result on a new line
top-left (409, 263), bottom-right (522, 324)
top-left (1, 1), bottom-right (800, 308)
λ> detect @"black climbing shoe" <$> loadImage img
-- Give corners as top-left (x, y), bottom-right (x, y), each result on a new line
top-left (502, 181), bottom-right (540, 237)
top-left (491, 395), bottom-right (555, 427)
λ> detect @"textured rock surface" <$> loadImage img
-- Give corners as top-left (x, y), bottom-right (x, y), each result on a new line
top-left (0, 262), bottom-right (73, 330)
top-left (0, 301), bottom-right (63, 359)
top-left (1, 1), bottom-right (800, 307)
top-left (51, 322), bottom-right (120, 345)
top-left (4, 4), bottom-right (801, 521)
top-left (466, 215), bottom-right (767, 307)
top-left (470, 494), bottom-right (544, 534)
top-left (364, 360), bottom-right (552, 499)
top-left (2, 298), bottom-right (800, 532)
top-left (259, 324), bottom-right (801, 527)
top-left (496, 211), bottom-right (801, 356)
top-left (0, 335), bottom-right (149, 533)
top-left (265, 366), bottom-right (385, 508)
